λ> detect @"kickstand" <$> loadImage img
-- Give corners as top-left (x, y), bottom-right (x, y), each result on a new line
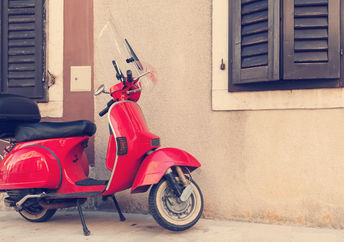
top-left (76, 199), bottom-right (91, 236)
top-left (111, 195), bottom-right (126, 221)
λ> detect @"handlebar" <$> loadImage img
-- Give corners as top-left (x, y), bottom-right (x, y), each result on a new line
top-left (97, 70), bottom-right (151, 117)
top-left (99, 107), bottom-right (109, 117)
top-left (99, 99), bottom-right (116, 117)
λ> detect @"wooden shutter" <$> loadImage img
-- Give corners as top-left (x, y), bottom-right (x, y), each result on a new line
top-left (231, 0), bottom-right (279, 84)
top-left (1, 0), bottom-right (44, 99)
top-left (0, 2), bottom-right (2, 90)
top-left (283, 0), bottom-right (340, 80)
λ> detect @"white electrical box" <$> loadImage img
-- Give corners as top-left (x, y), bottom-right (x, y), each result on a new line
top-left (70, 66), bottom-right (92, 92)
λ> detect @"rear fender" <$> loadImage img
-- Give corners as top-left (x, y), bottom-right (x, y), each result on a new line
top-left (131, 148), bottom-right (201, 193)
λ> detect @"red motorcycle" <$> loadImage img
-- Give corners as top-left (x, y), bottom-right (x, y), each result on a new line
top-left (0, 24), bottom-right (203, 236)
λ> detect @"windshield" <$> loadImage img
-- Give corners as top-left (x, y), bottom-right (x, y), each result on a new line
top-left (97, 17), bottom-right (157, 90)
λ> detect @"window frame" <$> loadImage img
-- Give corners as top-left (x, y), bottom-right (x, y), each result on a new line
top-left (37, 0), bottom-right (64, 117)
top-left (211, 0), bottom-right (344, 111)
top-left (228, 0), bottom-right (344, 92)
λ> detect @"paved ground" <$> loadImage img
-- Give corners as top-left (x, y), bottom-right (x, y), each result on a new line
top-left (0, 210), bottom-right (344, 242)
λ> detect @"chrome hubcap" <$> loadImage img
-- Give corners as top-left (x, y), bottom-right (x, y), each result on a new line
top-left (161, 186), bottom-right (196, 221)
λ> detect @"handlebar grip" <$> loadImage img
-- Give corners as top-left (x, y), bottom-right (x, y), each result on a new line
top-left (99, 107), bottom-right (109, 117)
top-left (99, 99), bottom-right (116, 117)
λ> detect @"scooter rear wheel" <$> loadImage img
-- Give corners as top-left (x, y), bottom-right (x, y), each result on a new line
top-left (149, 177), bottom-right (203, 231)
top-left (19, 204), bottom-right (56, 222)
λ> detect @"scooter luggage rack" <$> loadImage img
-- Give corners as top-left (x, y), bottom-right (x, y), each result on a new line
top-left (0, 138), bottom-right (12, 144)
top-left (0, 138), bottom-right (16, 160)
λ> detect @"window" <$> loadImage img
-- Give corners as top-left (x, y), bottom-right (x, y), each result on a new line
top-left (229, 0), bottom-right (343, 92)
top-left (0, 0), bottom-right (46, 101)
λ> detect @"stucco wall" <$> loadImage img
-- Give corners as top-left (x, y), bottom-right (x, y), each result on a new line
top-left (94, 0), bottom-right (344, 228)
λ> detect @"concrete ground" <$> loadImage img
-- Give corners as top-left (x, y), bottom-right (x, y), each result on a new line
top-left (0, 210), bottom-right (344, 242)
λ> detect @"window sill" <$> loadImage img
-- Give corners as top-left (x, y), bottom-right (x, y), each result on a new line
top-left (212, 88), bottom-right (344, 111)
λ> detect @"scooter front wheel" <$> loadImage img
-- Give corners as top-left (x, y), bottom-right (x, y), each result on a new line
top-left (19, 204), bottom-right (56, 223)
top-left (149, 178), bottom-right (203, 231)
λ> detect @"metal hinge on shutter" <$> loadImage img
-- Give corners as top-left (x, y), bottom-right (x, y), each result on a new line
top-left (220, 59), bottom-right (226, 70)
top-left (47, 71), bottom-right (56, 88)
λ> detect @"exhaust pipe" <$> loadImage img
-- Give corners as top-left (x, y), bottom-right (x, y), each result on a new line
top-left (15, 192), bottom-right (86, 210)
top-left (16, 193), bottom-right (46, 210)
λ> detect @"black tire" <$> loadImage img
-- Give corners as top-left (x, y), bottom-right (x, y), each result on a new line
top-left (149, 178), bottom-right (203, 231)
top-left (19, 204), bottom-right (56, 223)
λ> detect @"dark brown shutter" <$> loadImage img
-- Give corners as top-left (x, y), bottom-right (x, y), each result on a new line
top-left (230, 0), bottom-right (280, 84)
top-left (1, 0), bottom-right (44, 99)
top-left (0, 2), bottom-right (2, 90)
top-left (283, 0), bottom-right (340, 80)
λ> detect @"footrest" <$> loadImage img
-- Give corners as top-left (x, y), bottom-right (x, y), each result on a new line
top-left (75, 178), bottom-right (108, 186)
top-left (44, 191), bottom-right (102, 199)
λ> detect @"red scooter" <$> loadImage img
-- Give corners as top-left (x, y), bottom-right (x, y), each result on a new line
top-left (0, 28), bottom-right (203, 236)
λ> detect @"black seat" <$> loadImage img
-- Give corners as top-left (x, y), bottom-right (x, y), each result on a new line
top-left (15, 120), bottom-right (96, 142)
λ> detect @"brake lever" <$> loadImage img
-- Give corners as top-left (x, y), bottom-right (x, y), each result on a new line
top-left (112, 60), bottom-right (125, 83)
top-left (135, 71), bottom-right (151, 81)
top-left (126, 88), bottom-right (142, 95)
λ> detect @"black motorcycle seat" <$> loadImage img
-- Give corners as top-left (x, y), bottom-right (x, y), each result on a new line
top-left (14, 120), bottom-right (96, 142)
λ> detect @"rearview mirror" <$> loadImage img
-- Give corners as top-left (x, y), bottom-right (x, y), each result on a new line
top-left (94, 84), bottom-right (109, 96)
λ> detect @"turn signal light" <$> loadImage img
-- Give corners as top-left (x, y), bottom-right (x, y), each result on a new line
top-left (151, 138), bottom-right (160, 147)
top-left (116, 137), bottom-right (128, 156)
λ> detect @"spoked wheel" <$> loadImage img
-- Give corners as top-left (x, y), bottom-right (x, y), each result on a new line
top-left (149, 178), bottom-right (203, 231)
top-left (19, 204), bottom-right (56, 222)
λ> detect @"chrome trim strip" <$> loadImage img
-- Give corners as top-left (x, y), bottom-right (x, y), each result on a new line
top-left (105, 100), bottom-right (135, 191)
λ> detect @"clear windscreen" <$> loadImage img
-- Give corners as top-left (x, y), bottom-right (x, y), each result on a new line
top-left (97, 16), bottom-right (157, 90)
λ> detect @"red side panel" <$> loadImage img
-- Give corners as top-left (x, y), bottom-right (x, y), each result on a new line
top-left (33, 137), bottom-right (105, 194)
top-left (102, 102), bottom-right (160, 196)
top-left (0, 137), bottom-right (106, 194)
top-left (131, 148), bottom-right (201, 193)
top-left (0, 146), bottom-right (60, 190)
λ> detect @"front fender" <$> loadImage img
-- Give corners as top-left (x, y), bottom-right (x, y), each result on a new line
top-left (131, 148), bottom-right (201, 193)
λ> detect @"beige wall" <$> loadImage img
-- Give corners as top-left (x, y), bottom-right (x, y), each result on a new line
top-left (94, 0), bottom-right (344, 228)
